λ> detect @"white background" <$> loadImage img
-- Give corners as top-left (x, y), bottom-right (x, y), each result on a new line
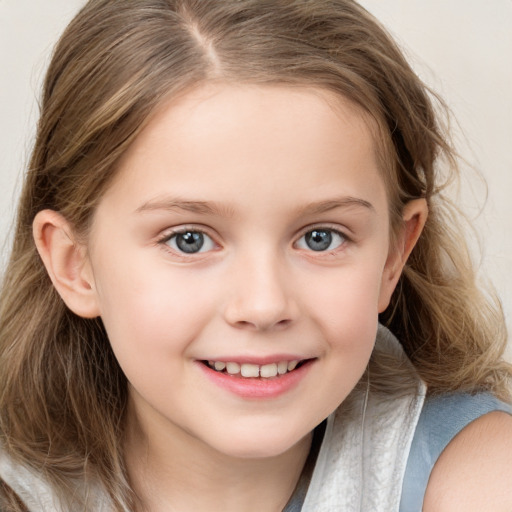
top-left (1, 1), bottom-right (511, 342)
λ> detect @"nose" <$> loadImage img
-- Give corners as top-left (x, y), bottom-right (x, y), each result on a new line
top-left (223, 251), bottom-right (298, 332)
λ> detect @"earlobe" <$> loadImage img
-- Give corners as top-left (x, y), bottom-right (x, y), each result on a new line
top-left (33, 210), bottom-right (100, 318)
top-left (378, 198), bottom-right (428, 312)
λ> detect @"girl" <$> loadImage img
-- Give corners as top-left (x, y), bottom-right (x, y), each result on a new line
top-left (1, 1), bottom-right (511, 510)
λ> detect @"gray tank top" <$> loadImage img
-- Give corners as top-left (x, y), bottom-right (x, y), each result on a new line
top-left (399, 392), bottom-right (511, 511)
top-left (283, 392), bottom-right (512, 512)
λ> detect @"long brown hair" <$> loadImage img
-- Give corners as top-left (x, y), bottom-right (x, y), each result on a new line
top-left (1, 0), bottom-right (510, 509)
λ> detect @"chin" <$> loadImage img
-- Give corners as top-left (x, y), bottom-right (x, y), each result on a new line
top-left (207, 425), bottom-right (310, 461)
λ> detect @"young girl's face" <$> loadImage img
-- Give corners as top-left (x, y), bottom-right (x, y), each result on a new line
top-left (84, 84), bottom-right (402, 459)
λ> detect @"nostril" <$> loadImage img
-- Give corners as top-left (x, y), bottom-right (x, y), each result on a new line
top-left (232, 318), bottom-right (292, 331)
top-left (234, 320), bottom-right (255, 329)
top-left (223, 292), bottom-right (297, 331)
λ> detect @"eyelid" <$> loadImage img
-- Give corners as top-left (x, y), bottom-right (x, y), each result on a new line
top-left (156, 225), bottom-right (220, 256)
top-left (157, 225), bottom-right (211, 242)
top-left (293, 224), bottom-right (351, 252)
top-left (294, 223), bottom-right (351, 242)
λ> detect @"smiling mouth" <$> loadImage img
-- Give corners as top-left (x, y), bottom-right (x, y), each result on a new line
top-left (202, 359), bottom-right (311, 379)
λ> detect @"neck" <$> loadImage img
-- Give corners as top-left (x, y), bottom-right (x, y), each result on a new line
top-left (124, 402), bottom-right (312, 512)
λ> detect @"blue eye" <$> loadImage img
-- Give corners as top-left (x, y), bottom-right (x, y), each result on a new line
top-left (296, 229), bottom-right (345, 252)
top-left (166, 231), bottom-right (216, 254)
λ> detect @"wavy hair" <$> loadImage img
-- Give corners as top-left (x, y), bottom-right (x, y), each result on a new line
top-left (1, 0), bottom-right (510, 509)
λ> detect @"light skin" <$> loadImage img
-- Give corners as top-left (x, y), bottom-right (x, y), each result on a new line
top-left (33, 84), bottom-right (512, 512)
top-left (423, 410), bottom-right (512, 512)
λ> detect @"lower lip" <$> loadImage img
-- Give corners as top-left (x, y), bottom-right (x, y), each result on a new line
top-left (197, 360), bottom-right (314, 399)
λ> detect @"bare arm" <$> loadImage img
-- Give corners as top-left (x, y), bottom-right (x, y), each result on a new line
top-left (423, 411), bottom-right (512, 511)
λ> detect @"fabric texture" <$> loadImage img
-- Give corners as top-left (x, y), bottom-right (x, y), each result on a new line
top-left (1, 325), bottom-right (510, 511)
top-left (399, 392), bottom-right (512, 511)
top-left (299, 324), bottom-right (427, 512)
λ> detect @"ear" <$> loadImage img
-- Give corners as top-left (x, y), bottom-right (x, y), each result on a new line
top-left (378, 198), bottom-right (428, 312)
top-left (33, 209), bottom-right (100, 318)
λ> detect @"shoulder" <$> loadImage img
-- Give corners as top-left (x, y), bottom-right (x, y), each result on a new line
top-left (423, 410), bottom-right (512, 511)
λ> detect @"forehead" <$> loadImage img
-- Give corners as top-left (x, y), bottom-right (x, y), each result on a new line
top-left (99, 83), bottom-right (388, 218)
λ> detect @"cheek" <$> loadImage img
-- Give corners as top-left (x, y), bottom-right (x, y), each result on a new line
top-left (304, 263), bottom-right (385, 333)
top-left (92, 262), bottom-right (214, 358)
top-left (93, 271), bottom-right (213, 399)
top-left (299, 259), bottom-right (385, 391)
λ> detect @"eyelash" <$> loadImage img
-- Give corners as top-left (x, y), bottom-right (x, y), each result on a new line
top-left (294, 226), bottom-right (350, 254)
top-left (157, 227), bottom-right (218, 258)
top-left (157, 225), bottom-right (351, 257)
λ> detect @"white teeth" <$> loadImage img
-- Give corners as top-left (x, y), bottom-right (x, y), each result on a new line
top-left (287, 360), bottom-right (299, 371)
top-left (277, 361), bottom-right (288, 375)
top-left (226, 362), bottom-right (241, 375)
top-left (241, 363), bottom-right (260, 378)
top-left (207, 359), bottom-right (304, 377)
top-left (260, 363), bottom-right (278, 378)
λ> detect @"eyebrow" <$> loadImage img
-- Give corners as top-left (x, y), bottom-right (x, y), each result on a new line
top-left (135, 195), bottom-right (375, 217)
top-left (297, 197), bottom-right (375, 216)
top-left (136, 197), bottom-right (236, 217)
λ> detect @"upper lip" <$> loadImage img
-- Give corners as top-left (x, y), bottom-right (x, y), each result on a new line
top-left (198, 355), bottom-right (313, 365)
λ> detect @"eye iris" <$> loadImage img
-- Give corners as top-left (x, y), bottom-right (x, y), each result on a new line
top-left (305, 230), bottom-right (332, 251)
top-left (176, 232), bottom-right (204, 253)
